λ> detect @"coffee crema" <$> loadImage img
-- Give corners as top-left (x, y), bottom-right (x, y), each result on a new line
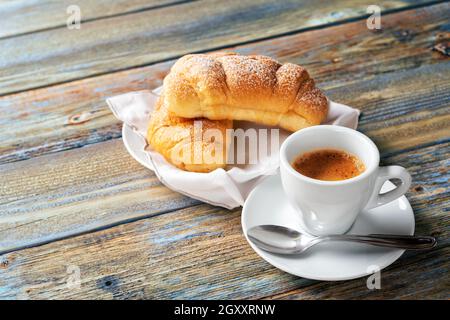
top-left (292, 149), bottom-right (365, 181)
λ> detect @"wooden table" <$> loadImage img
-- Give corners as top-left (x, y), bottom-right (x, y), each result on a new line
top-left (0, 0), bottom-right (448, 300)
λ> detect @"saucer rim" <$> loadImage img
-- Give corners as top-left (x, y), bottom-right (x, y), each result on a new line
top-left (241, 173), bottom-right (415, 281)
top-left (122, 124), bottom-right (155, 171)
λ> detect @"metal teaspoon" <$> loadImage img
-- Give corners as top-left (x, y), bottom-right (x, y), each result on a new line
top-left (247, 225), bottom-right (437, 255)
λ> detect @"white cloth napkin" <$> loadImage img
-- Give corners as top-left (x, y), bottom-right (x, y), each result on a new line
top-left (107, 88), bottom-right (360, 209)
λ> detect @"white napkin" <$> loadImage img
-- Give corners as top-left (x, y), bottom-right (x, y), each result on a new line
top-left (107, 88), bottom-right (360, 209)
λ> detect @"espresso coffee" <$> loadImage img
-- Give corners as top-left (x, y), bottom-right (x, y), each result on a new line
top-left (292, 149), bottom-right (365, 181)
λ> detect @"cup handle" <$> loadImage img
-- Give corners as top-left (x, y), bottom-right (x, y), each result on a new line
top-left (366, 166), bottom-right (412, 209)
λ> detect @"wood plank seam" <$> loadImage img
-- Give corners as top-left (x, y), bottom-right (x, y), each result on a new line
top-left (1, 2), bottom-right (448, 165)
top-left (2, 61), bottom-right (447, 165)
top-left (0, 139), bottom-right (447, 257)
top-left (0, 0), bottom-right (445, 97)
top-left (0, 195), bottom-right (446, 299)
top-left (0, 203), bottom-right (204, 256)
top-left (260, 245), bottom-right (450, 300)
top-left (0, 0), bottom-right (198, 41)
top-left (0, 3), bottom-right (446, 268)
top-left (0, 136), bottom-right (446, 255)
top-left (377, 137), bottom-right (450, 158)
top-left (0, 1), bottom-right (448, 300)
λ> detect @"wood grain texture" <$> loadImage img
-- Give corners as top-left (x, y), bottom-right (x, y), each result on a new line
top-left (327, 62), bottom-right (450, 153)
top-left (0, 0), bottom-right (186, 38)
top-left (1, 3), bottom-right (449, 164)
top-left (0, 133), bottom-right (447, 262)
top-left (265, 247), bottom-right (450, 300)
top-left (0, 4), bottom-right (448, 256)
top-left (0, 1), bottom-right (448, 300)
top-left (0, 0), bottom-right (435, 95)
top-left (0, 139), bottom-right (199, 254)
top-left (0, 141), bottom-right (447, 299)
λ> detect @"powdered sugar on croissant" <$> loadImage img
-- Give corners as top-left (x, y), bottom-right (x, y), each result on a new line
top-left (163, 52), bottom-right (328, 132)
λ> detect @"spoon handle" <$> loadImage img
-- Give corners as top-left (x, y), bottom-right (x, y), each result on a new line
top-left (324, 234), bottom-right (437, 250)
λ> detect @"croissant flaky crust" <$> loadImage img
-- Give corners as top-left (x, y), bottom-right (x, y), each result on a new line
top-left (163, 52), bottom-right (328, 132)
top-left (147, 94), bottom-right (232, 173)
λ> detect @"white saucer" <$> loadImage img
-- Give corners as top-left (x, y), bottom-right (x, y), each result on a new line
top-left (242, 172), bottom-right (415, 281)
top-left (122, 124), bottom-right (154, 171)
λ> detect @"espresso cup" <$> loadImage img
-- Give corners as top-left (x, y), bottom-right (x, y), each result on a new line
top-left (280, 125), bottom-right (411, 236)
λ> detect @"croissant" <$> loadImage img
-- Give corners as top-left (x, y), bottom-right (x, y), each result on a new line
top-left (147, 94), bottom-right (232, 172)
top-left (163, 52), bottom-right (328, 132)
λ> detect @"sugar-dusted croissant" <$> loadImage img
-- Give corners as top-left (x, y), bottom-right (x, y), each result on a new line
top-left (163, 52), bottom-right (328, 132)
top-left (147, 94), bottom-right (232, 173)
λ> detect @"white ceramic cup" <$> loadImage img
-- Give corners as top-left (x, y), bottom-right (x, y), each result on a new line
top-left (280, 125), bottom-right (412, 236)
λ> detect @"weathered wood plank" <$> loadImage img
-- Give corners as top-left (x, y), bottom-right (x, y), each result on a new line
top-left (265, 247), bottom-right (449, 300)
top-left (0, 139), bottom-right (200, 253)
top-left (0, 0), bottom-right (436, 95)
top-left (1, 62), bottom-right (448, 163)
top-left (0, 132), bottom-right (447, 258)
top-left (0, 0), bottom-right (186, 38)
top-left (0, 3), bottom-right (448, 299)
top-left (1, 3), bottom-right (448, 164)
top-left (0, 4), bottom-right (448, 259)
top-left (0, 141), bottom-right (447, 299)
top-left (327, 63), bottom-right (450, 153)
